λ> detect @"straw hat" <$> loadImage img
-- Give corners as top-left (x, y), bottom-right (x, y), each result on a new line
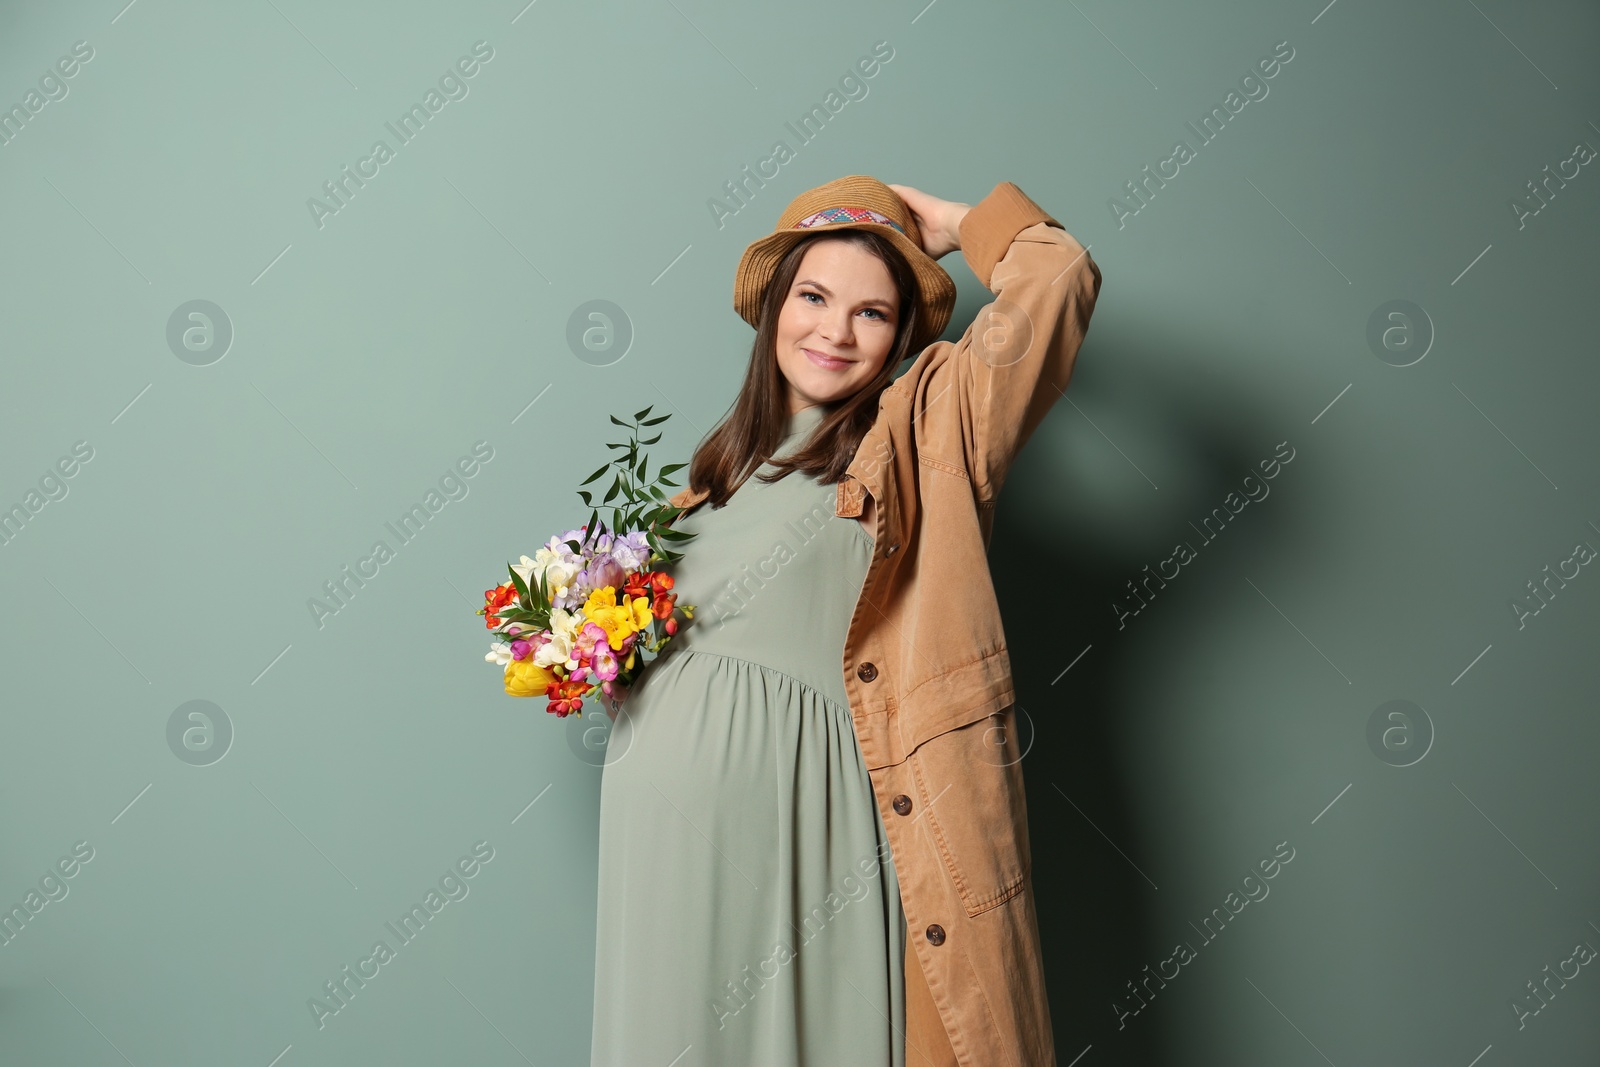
top-left (733, 175), bottom-right (957, 354)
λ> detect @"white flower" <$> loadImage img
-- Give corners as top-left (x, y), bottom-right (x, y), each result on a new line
top-left (533, 608), bottom-right (579, 668)
top-left (485, 641), bottom-right (514, 667)
top-left (612, 531), bottom-right (652, 572)
top-left (520, 538), bottom-right (582, 603)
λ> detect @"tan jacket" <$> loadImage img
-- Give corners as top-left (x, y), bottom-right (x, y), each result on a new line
top-left (669, 182), bottom-right (1103, 1067)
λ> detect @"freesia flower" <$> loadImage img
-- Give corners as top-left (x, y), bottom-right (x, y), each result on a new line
top-left (518, 535), bottom-right (583, 604)
top-left (591, 642), bottom-right (620, 681)
top-left (482, 583), bottom-right (517, 629)
top-left (509, 554), bottom-right (540, 589)
top-left (546, 676), bottom-right (591, 716)
top-left (573, 621), bottom-right (612, 664)
top-left (582, 587), bottom-right (653, 650)
top-left (607, 531), bottom-right (651, 573)
top-left (624, 569), bottom-right (675, 600)
top-left (533, 609), bottom-right (580, 668)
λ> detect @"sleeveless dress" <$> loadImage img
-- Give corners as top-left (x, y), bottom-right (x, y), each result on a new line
top-left (590, 402), bottom-right (907, 1067)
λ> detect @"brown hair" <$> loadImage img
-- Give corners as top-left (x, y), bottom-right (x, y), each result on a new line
top-left (680, 230), bottom-right (923, 511)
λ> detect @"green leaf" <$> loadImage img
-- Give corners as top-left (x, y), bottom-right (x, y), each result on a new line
top-left (642, 414), bottom-right (669, 426)
top-left (634, 405), bottom-right (653, 421)
top-left (580, 463), bottom-right (610, 486)
top-left (506, 563), bottom-right (530, 603)
top-left (657, 462), bottom-right (686, 476)
top-left (609, 415), bottom-right (629, 428)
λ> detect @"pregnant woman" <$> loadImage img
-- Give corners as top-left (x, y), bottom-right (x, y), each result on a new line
top-left (590, 176), bottom-right (1102, 1067)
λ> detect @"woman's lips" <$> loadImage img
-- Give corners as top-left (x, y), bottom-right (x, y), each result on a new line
top-left (804, 348), bottom-right (853, 371)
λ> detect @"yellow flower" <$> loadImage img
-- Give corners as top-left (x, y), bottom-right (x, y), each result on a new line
top-left (504, 658), bottom-right (557, 698)
top-left (583, 585), bottom-right (619, 614)
top-left (582, 586), bottom-right (654, 649)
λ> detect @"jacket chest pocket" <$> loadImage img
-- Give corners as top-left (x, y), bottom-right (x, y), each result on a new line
top-left (905, 708), bottom-right (1032, 917)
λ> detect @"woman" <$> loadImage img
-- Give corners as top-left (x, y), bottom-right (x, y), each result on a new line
top-left (591, 176), bottom-right (1103, 1067)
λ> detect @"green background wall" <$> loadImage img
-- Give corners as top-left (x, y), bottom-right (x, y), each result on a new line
top-left (2, 0), bottom-right (1596, 1064)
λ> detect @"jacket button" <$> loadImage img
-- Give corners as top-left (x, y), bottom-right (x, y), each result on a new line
top-left (857, 662), bottom-right (878, 682)
top-left (926, 924), bottom-right (946, 946)
top-left (892, 794), bottom-right (912, 816)
top-left (886, 542), bottom-right (900, 555)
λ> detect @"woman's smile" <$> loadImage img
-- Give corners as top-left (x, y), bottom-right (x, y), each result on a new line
top-left (802, 347), bottom-right (855, 371)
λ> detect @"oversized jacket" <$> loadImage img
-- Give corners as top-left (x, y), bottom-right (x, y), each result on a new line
top-left (668, 181), bottom-right (1103, 1066)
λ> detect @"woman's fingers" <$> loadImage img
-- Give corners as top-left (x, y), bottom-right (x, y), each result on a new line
top-left (887, 183), bottom-right (963, 259)
top-left (887, 184), bottom-right (940, 256)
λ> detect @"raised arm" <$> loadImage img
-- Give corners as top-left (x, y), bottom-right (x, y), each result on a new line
top-left (939, 182), bottom-right (1102, 502)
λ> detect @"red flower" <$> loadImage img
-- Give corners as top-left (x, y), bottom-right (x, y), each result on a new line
top-left (622, 570), bottom-right (650, 599)
top-left (652, 591), bottom-right (677, 619)
top-left (482, 583), bottom-right (517, 629)
top-left (546, 677), bottom-right (592, 717)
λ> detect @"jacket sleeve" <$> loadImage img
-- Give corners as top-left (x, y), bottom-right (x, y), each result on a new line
top-left (942, 181), bottom-right (1102, 502)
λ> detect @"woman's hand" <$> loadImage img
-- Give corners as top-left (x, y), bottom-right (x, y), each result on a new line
top-left (603, 680), bottom-right (630, 722)
top-left (887, 184), bottom-right (971, 261)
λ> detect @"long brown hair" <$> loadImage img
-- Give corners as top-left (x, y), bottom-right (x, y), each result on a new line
top-left (680, 229), bottom-right (923, 511)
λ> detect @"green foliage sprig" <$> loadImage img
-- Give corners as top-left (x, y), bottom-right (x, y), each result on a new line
top-left (576, 405), bottom-right (698, 565)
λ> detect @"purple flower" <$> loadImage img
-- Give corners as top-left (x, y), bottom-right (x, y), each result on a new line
top-left (574, 622), bottom-right (610, 660)
top-left (591, 642), bottom-right (620, 681)
top-left (614, 531), bottom-right (651, 572)
top-left (590, 555), bottom-right (625, 594)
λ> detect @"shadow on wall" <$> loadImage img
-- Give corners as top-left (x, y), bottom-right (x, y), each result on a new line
top-left (987, 337), bottom-right (1298, 1067)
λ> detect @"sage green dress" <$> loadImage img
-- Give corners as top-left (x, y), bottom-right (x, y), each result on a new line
top-left (591, 402), bottom-right (907, 1067)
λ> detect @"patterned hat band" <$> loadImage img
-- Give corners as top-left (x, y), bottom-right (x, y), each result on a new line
top-left (793, 206), bottom-right (906, 236)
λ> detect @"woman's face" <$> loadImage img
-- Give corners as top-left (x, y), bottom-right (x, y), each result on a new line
top-left (773, 237), bottom-right (901, 414)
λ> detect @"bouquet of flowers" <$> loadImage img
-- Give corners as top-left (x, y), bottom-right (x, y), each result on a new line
top-left (477, 406), bottom-right (697, 717)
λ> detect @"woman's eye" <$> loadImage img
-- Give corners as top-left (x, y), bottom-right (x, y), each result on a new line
top-left (800, 291), bottom-right (886, 321)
